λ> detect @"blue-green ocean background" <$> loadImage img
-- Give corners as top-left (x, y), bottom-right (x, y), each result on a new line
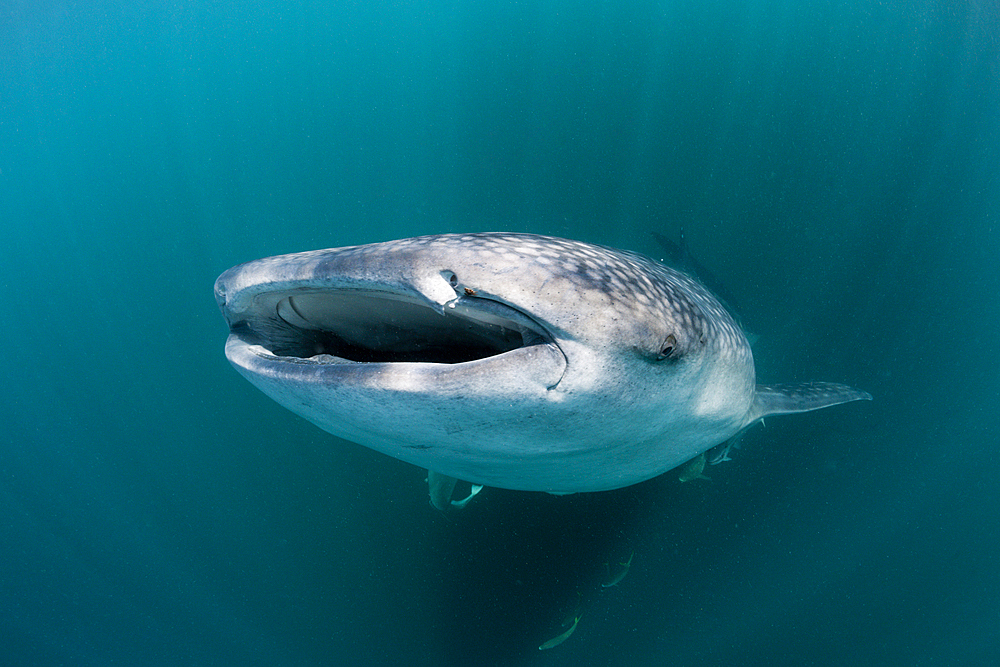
top-left (2, 1), bottom-right (998, 665)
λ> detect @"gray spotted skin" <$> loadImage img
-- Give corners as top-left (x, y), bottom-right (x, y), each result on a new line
top-left (216, 233), bottom-right (870, 493)
top-left (221, 233), bottom-right (745, 355)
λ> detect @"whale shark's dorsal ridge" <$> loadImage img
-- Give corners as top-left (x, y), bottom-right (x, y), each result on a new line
top-left (215, 233), bottom-right (871, 494)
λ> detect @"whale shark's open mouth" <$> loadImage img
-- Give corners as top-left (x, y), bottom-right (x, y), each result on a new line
top-left (229, 289), bottom-right (555, 365)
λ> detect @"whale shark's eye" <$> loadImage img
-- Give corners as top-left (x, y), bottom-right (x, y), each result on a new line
top-left (657, 334), bottom-right (678, 361)
top-left (443, 271), bottom-right (459, 288)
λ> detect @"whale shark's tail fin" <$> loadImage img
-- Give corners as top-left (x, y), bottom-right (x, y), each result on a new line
top-left (749, 382), bottom-right (872, 424)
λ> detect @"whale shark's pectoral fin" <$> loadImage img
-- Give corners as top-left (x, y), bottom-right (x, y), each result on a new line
top-left (749, 382), bottom-right (872, 424)
top-left (426, 470), bottom-right (484, 512)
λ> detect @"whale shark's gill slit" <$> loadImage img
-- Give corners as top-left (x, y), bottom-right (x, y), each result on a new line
top-left (258, 291), bottom-right (546, 364)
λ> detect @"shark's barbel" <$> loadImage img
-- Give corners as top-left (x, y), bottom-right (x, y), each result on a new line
top-left (215, 233), bottom-right (870, 494)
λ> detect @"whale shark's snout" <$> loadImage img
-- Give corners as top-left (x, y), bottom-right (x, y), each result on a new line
top-left (216, 233), bottom-right (870, 494)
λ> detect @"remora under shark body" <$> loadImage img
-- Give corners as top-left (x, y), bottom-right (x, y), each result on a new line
top-left (215, 233), bottom-right (870, 493)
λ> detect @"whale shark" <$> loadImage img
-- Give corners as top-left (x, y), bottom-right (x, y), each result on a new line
top-left (215, 233), bottom-right (870, 496)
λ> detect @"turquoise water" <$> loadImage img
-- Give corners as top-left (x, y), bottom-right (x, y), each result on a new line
top-left (2, 1), bottom-right (998, 665)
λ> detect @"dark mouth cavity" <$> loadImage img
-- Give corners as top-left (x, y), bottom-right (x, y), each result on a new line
top-left (237, 290), bottom-right (549, 364)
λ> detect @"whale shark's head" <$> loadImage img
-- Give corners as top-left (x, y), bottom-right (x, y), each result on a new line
top-left (215, 233), bottom-right (866, 493)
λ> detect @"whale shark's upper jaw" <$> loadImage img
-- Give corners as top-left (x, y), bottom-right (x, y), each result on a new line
top-left (218, 281), bottom-right (563, 369)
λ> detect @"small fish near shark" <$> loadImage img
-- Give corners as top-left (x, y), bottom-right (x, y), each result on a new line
top-left (215, 233), bottom-right (871, 506)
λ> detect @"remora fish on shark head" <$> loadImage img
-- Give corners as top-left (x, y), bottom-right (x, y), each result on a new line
top-left (215, 233), bottom-right (870, 494)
